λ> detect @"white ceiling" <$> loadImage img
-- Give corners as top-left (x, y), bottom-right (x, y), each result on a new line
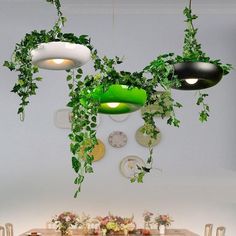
top-left (1, 0), bottom-right (236, 14)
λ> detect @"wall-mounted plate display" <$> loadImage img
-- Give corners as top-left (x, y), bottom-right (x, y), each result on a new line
top-left (135, 125), bottom-right (161, 148)
top-left (140, 91), bottom-right (172, 118)
top-left (54, 109), bottom-right (101, 129)
top-left (108, 131), bottom-right (128, 148)
top-left (80, 139), bottom-right (105, 162)
top-left (120, 155), bottom-right (145, 179)
top-left (54, 108), bottom-right (71, 129)
top-left (109, 114), bottom-right (130, 122)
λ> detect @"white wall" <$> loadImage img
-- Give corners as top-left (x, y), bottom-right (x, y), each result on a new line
top-left (0, 1), bottom-right (236, 235)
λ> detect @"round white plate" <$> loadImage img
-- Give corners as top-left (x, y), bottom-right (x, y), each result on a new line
top-left (108, 131), bottom-right (128, 148)
top-left (120, 155), bottom-right (145, 178)
top-left (54, 109), bottom-right (101, 129)
top-left (135, 125), bottom-right (161, 148)
top-left (109, 114), bottom-right (130, 122)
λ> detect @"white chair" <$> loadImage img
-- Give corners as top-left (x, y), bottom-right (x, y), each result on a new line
top-left (5, 223), bottom-right (13, 236)
top-left (204, 224), bottom-right (213, 236)
top-left (216, 227), bottom-right (225, 236)
top-left (0, 226), bottom-right (5, 236)
top-left (46, 221), bottom-right (56, 229)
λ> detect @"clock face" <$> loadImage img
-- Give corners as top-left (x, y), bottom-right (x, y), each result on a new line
top-left (108, 131), bottom-right (128, 148)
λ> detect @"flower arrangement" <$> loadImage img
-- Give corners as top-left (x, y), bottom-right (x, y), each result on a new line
top-left (77, 212), bottom-right (91, 228)
top-left (52, 212), bottom-right (78, 236)
top-left (154, 215), bottom-right (174, 228)
top-left (142, 211), bottom-right (153, 224)
top-left (142, 211), bottom-right (154, 235)
top-left (97, 213), bottom-right (136, 235)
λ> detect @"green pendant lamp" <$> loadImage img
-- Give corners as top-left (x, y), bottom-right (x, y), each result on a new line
top-left (92, 84), bottom-right (147, 114)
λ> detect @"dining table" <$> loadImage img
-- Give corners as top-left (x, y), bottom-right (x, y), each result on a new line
top-left (19, 229), bottom-right (200, 236)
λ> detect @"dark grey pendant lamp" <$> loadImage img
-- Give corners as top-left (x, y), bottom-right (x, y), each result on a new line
top-left (174, 62), bottom-right (223, 90)
top-left (172, 0), bottom-right (223, 90)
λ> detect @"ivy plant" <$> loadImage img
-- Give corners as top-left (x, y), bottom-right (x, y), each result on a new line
top-left (4, 0), bottom-right (233, 197)
top-left (3, 0), bottom-right (93, 121)
top-left (174, 0), bottom-right (233, 122)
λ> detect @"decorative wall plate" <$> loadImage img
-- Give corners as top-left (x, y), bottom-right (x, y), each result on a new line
top-left (120, 155), bottom-right (145, 179)
top-left (109, 114), bottom-right (130, 122)
top-left (135, 125), bottom-right (161, 148)
top-left (54, 109), bottom-right (101, 129)
top-left (108, 131), bottom-right (128, 148)
top-left (80, 139), bottom-right (105, 162)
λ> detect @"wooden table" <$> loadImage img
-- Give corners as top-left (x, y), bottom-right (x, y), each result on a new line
top-left (20, 229), bottom-right (200, 236)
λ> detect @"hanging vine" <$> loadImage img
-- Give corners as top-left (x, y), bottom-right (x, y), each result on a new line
top-left (4, 0), bottom-right (233, 197)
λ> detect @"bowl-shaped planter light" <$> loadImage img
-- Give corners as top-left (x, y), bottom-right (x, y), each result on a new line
top-left (92, 84), bottom-right (147, 114)
top-left (31, 42), bottom-right (91, 70)
top-left (173, 62), bottom-right (223, 90)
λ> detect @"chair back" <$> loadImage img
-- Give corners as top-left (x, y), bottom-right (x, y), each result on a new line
top-left (216, 227), bottom-right (226, 236)
top-left (0, 226), bottom-right (5, 236)
top-left (204, 224), bottom-right (213, 236)
top-left (5, 223), bottom-right (13, 236)
top-left (46, 221), bottom-right (56, 229)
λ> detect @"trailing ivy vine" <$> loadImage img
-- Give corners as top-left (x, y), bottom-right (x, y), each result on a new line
top-left (174, 0), bottom-right (233, 122)
top-left (4, 0), bottom-right (233, 197)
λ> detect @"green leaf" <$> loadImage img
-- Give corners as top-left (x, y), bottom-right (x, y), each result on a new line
top-left (72, 156), bottom-right (81, 173)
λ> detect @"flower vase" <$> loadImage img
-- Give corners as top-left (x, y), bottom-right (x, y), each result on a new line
top-left (143, 222), bottom-right (151, 235)
top-left (123, 229), bottom-right (128, 236)
top-left (101, 229), bottom-right (107, 236)
top-left (82, 226), bottom-right (89, 235)
top-left (159, 225), bottom-right (165, 235)
top-left (61, 229), bottom-right (72, 236)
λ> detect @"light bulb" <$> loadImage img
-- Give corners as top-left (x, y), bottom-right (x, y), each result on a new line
top-left (107, 102), bottom-right (120, 108)
top-left (52, 59), bottom-right (65, 64)
top-left (185, 78), bottom-right (198, 85)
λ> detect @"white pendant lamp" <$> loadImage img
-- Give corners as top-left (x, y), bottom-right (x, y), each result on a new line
top-left (31, 41), bottom-right (91, 70)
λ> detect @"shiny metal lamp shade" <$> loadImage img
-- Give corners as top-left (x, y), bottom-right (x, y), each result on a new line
top-left (31, 42), bottom-right (91, 70)
top-left (91, 84), bottom-right (147, 114)
top-left (173, 62), bottom-right (223, 90)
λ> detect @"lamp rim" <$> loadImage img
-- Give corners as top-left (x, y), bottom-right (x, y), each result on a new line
top-left (31, 41), bottom-right (91, 70)
top-left (172, 61), bottom-right (223, 90)
top-left (92, 84), bottom-right (147, 114)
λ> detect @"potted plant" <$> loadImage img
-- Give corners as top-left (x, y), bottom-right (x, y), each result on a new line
top-left (52, 212), bottom-right (78, 236)
top-left (4, 0), bottom-right (232, 198)
top-left (3, 0), bottom-right (92, 121)
top-left (69, 53), bottom-right (183, 196)
top-left (154, 214), bottom-right (174, 235)
top-left (173, 0), bottom-right (232, 90)
top-left (172, 0), bottom-right (233, 121)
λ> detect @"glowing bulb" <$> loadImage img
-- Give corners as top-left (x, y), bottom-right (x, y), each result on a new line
top-left (107, 103), bottom-right (120, 108)
top-left (185, 78), bottom-right (198, 85)
top-left (52, 59), bottom-right (65, 64)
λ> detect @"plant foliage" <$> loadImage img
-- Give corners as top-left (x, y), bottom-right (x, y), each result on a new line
top-left (4, 0), bottom-right (233, 197)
